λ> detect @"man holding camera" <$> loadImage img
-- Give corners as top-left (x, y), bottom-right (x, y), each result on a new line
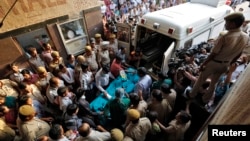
top-left (188, 12), bottom-right (250, 106)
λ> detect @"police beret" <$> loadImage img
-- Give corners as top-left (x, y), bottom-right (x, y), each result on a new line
top-left (37, 66), bottom-right (47, 74)
top-left (111, 128), bottom-right (124, 141)
top-left (224, 12), bottom-right (244, 21)
top-left (127, 109), bottom-right (140, 121)
top-left (76, 55), bottom-right (85, 63)
top-left (51, 51), bottom-right (60, 57)
top-left (95, 33), bottom-right (101, 38)
top-left (19, 105), bottom-right (35, 116)
top-left (85, 46), bottom-right (92, 51)
top-left (109, 34), bottom-right (116, 39)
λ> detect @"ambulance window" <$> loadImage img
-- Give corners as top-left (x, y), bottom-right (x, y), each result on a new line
top-left (192, 30), bottom-right (210, 45)
top-left (210, 22), bottom-right (225, 39)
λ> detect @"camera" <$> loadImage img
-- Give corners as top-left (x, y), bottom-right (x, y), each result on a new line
top-left (168, 58), bottom-right (184, 69)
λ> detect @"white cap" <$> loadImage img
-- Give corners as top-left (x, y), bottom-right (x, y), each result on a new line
top-left (101, 41), bottom-right (110, 47)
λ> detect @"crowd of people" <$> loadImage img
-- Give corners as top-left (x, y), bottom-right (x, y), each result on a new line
top-left (0, 1), bottom-right (250, 141)
top-left (100, 0), bottom-right (189, 41)
top-left (0, 31), bottom-right (192, 141)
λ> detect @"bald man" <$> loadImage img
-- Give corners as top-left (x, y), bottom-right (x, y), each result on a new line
top-left (75, 123), bottom-right (111, 141)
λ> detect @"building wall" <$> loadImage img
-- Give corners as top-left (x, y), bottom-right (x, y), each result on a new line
top-left (0, 0), bottom-right (101, 79)
top-left (0, 0), bottom-right (100, 33)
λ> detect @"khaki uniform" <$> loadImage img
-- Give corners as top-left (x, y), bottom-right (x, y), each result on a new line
top-left (148, 99), bottom-right (172, 125)
top-left (98, 50), bottom-right (110, 66)
top-left (163, 89), bottom-right (177, 109)
top-left (48, 57), bottom-right (64, 73)
top-left (17, 117), bottom-right (50, 141)
top-left (125, 117), bottom-right (151, 141)
top-left (243, 43), bottom-right (250, 61)
top-left (0, 118), bottom-right (15, 141)
top-left (190, 28), bottom-right (250, 103)
top-left (136, 100), bottom-right (148, 117)
top-left (84, 51), bottom-right (99, 72)
top-left (166, 119), bottom-right (191, 141)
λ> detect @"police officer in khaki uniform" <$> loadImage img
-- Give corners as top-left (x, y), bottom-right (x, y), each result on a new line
top-left (17, 105), bottom-right (51, 141)
top-left (189, 12), bottom-right (250, 105)
top-left (94, 33), bottom-right (103, 50)
top-left (125, 109), bottom-right (151, 141)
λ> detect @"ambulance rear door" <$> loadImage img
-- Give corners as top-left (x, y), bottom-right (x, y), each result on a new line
top-left (161, 42), bottom-right (175, 76)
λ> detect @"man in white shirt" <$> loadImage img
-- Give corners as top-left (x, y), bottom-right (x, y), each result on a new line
top-left (46, 77), bottom-right (63, 105)
top-left (231, 55), bottom-right (248, 83)
top-left (100, 4), bottom-right (107, 16)
top-left (134, 67), bottom-right (152, 101)
top-left (98, 41), bottom-right (111, 67)
top-left (95, 65), bottom-right (114, 99)
top-left (110, 1), bottom-right (116, 11)
top-left (242, 20), bottom-right (250, 36)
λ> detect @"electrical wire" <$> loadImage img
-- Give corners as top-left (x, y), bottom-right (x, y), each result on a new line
top-left (0, 0), bottom-right (18, 28)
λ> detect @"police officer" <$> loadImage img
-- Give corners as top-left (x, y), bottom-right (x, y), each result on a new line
top-left (188, 12), bottom-right (250, 105)
top-left (17, 105), bottom-right (51, 140)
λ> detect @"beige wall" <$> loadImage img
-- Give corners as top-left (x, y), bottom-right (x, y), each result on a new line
top-left (0, 0), bottom-right (100, 33)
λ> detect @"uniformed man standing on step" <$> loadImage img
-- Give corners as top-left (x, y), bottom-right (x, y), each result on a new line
top-left (188, 12), bottom-right (250, 105)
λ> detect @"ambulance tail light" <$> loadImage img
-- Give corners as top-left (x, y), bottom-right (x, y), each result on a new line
top-left (225, 0), bottom-right (231, 5)
top-left (168, 28), bottom-right (175, 35)
top-left (187, 27), bottom-right (193, 34)
top-left (141, 19), bottom-right (146, 24)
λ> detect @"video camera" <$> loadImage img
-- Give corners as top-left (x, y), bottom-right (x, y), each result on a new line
top-left (168, 58), bottom-right (185, 69)
top-left (173, 41), bottom-right (212, 66)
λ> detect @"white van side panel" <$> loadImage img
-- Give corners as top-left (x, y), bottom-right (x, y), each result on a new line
top-left (192, 30), bottom-right (211, 45)
top-left (210, 22), bottom-right (225, 39)
top-left (134, 1), bottom-right (233, 72)
top-left (190, 0), bottom-right (228, 7)
top-left (138, 3), bottom-right (232, 40)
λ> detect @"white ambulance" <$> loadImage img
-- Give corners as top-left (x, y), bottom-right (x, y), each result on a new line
top-left (134, 0), bottom-right (233, 75)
